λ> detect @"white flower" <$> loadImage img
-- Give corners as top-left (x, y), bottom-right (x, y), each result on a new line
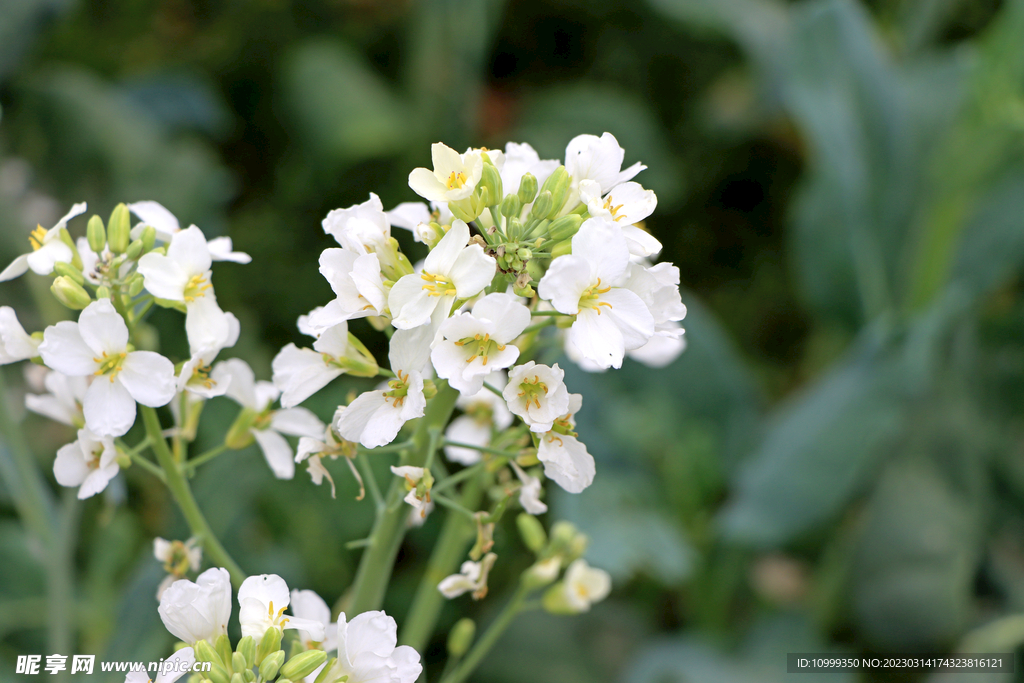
top-left (212, 359), bottom-right (324, 479)
top-left (511, 462), bottom-right (547, 514)
top-left (391, 465), bottom-right (432, 519)
top-left (408, 143), bottom-right (483, 203)
top-left (25, 370), bottom-right (89, 427)
top-left (430, 293), bottom-right (530, 395)
top-left (387, 201), bottom-right (452, 245)
top-left (154, 537), bottom-right (202, 571)
top-left (290, 589), bottom-right (338, 651)
top-left (323, 193), bottom-right (390, 252)
top-left (38, 299), bottom-right (176, 437)
top-left (0, 306), bottom-right (40, 363)
top-left (129, 201), bottom-right (251, 263)
top-left (536, 394), bottom-right (595, 493)
top-left (438, 553), bottom-right (498, 600)
top-left (125, 647), bottom-right (195, 683)
top-left (318, 247), bottom-right (388, 321)
top-left (238, 574), bottom-right (326, 642)
top-left (177, 312), bottom-right (240, 399)
top-left (273, 322), bottom-right (361, 408)
top-left (388, 220), bottom-right (496, 330)
top-left (577, 179), bottom-right (662, 258)
top-left (0, 202), bottom-right (86, 282)
top-left (502, 362), bottom-right (570, 433)
top-left (564, 132), bottom-right (644, 197)
top-left (623, 261), bottom-right (687, 367)
top-left (137, 225), bottom-right (234, 354)
top-left (53, 427), bottom-right (119, 499)
top-left (444, 371), bottom-right (514, 465)
top-left (563, 559), bottom-right (612, 612)
top-left (157, 567), bottom-right (232, 645)
top-left (335, 326), bottom-right (432, 448)
top-left (537, 219), bottom-right (654, 369)
top-left (500, 142), bottom-right (560, 198)
top-left (326, 611), bottom-right (422, 683)
top-left (295, 418), bottom-right (359, 499)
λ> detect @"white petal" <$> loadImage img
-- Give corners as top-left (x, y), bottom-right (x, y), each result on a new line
top-left (387, 202), bottom-right (431, 230)
top-left (471, 293), bottom-right (531, 342)
top-left (211, 358), bottom-right (258, 408)
top-left (448, 246), bottom-right (496, 299)
top-left (78, 461), bottom-right (119, 499)
top-left (137, 253), bottom-right (189, 300)
top-left (443, 416), bottom-right (489, 465)
top-left (119, 351), bottom-right (176, 407)
top-left (26, 393), bottom-right (77, 425)
top-left (253, 429), bottom-right (295, 479)
top-left (186, 296), bottom-right (232, 356)
top-left (38, 322), bottom-right (99, 376)
top-left (571, 219), bottom-right (629, 284)
top-left (537, 434), bottom-right (595, 493)
top-left (239, 574), bottom-right (291, 611)
top-left (0, 306), bottom-right (40, 363)
top-left (272, 407), bottom-right (325, 438)
top-left (389, 325), bottom-right (434, 374)
top-left (569, 309), bottom-right (625, 369)
top-left (620, 224), bottom-right (663, 258)
top-left (154, 647), bottom-right (196, 683)
top-left (537, 256), bottom-right (591, 315)
top-left (388, 274), bottom-right (436, 330)
top-left (0, 254), bottom-right (30, 282)
top-left (206, 236), bottom-right (251, 263)
top-left (26, 240), bottom-right (73, 275)
top-left (312, 321), bottom-right (351, 358)
top-left (423, 220), bottom-right (469, 276)
top-left (272, 344), bottom-right (342, 408)
top-left (129, 200), bottom-right (181, 237)
top-left (167, 226), bottom-right (213, 276)
top-left (408, 167), bottom-right (448, 202)
top-left (83, 377), bottom-right (137, 436)
top-left (53, 441), bottom-right (89, 487)
top-left (78, 299), bottom-right (129, 356)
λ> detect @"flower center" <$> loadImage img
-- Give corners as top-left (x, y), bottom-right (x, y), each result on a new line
top-left (183, 273), bottom-right (212, 303)
top-left (421, 272), bottom-right (457, 297)
top-left (551, 414), bottom-right (577, 437)
top-left (517, 375), bottom-right (548, 409)
top-left (267, 600), bottom-right (290, 629)
top-left (579, 278), bottom-right (613, 315)
top-left (28, 225), bottom-right (48, 250)
top-left (93, 351), bottom-right (127, 383)
top-left (602, 197), bottom-right (626, 222)
top-left (383, 369), bottom-right (411, 407)
top-left (454, 333), bottom-right (506, 365)
top-left (190, 363), bottom-right (215, 389)
top-left (87, 446), bottom-right (103, 469)
top-left (447, 171), bottom-right (468, 190)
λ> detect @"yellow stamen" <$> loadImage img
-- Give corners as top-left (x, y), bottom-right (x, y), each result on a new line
top-left (579, 278), bottom-right (614, 315)
top-left (28, 225), bottom-right (47, 251)
top-left (446, 171), bottom-right (467, 190)
top-left (183, 273), bottom-right (212, 303)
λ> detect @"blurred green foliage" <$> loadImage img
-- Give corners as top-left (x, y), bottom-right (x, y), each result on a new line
top-left (3, 0), bottom-right (1024, 681)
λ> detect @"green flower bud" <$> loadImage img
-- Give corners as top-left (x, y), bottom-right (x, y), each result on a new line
top-left (107, 203), bottom-right (131, 255)
top-left (522, 556), bottom-right (562, 590)
top-left (194, 640), bottom-right (223, 667)
top-left (280, 650), bottom-right (327, 681)
top-left (125, 238), bottom-right (144, 261)
top-left (256, 627), bottom-right (283, 665)
top-left (225, 408), bottom-right (258, 450)
top-left (51, 276), bottom-right (92, 310)
top-left (517, 512), bottom-right (548, 553)
top-left (230, 674), bottom-right (244, 683)
top-left (542, 582), bottom-right (577, 615)
top-left (506, 218), bottom-right (523, 241)
top-left (530, 191), bottom-right (553, 221)
top-left (501, 193), bottom-right (522, 219)
top-left (313, 658), bottom-right (338, 683)
top-left (568, 532), bottom-right (589, 561)
top-left (56, 227), bottom-right (83, 270)
top-left (258, 651), bottom-right (284, 681)
top-left (53, 261), bottom-right (85, 285)
top-left (548, 214), bottom-right (582, 242)
top-left (215, 635), bottom-right (233, 668)
top-left (231, 652), bottom-right (247, 676)
top-left (242, 670), bottom-right (256, 683)
top-left (447, 618), bottom-right (476, 657)
top-left (237, 636), bottom-right (256, 669)
top-left (206, 669), bottom-right (230, 683)
top-left (479, 163), bottom-right (503, 209)
top-left (141, 225), bottom-right (157, 252)
top-left (422, 378), bottom-right (438, 400)
top-left (518, 172), bottom-right (538, 204)
top-left (538, 166), bottom-right (570, 219)
top-left (96, 285), bottom-right (111, 300)
top-left (516, 248), bottom-right (532, 261)
top-left (87, 215), bottom-right (106, 253)
top-left (128, 273), bottom-right (146, 297)
top-left (550, 239), bottom-right (572, 259)
top-left (115, 450), bottom-right (132, 469)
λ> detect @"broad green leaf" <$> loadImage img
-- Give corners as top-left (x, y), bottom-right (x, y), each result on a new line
top-left (281, 40), bottom-right (410, 167)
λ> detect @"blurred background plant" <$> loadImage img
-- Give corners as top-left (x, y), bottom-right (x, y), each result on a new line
top-left (2, 0), bottom-right (1024, 681)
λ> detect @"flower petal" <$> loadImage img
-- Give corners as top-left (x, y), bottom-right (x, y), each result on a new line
top-left (253, 429), bottom-right (295, 479)
top-left (449, 246), bottom-right (496, 299)
top-left (78, 299), bottom-right (129, 356)
top-left (119, 351), bottom-right (176, 407)
top-left (38, 321), bottom-right (98, 376)
top-left (83, 376), bottom-right (137, 436)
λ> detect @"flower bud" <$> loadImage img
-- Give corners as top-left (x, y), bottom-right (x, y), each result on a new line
top-left (115, 449), bottom-right (131, 469)
top-left (215, 635), bottom-right (233, 668)
top-left (230, 674), bottom-right (244, 683)
top-left (479, 163), bottom-right (502, 209)
top-left (107, 203), bottom-right (131, 255)
top-left (141, 225), bottom-right (157, 252)
top-left (501, 193), bottom-right (522, 219)
top-left (550, 239), bottom-right (572, 259)
top-left (51, 276), bottom-right (92, 310)
top-left (87, 215), bottom-right (106, 253)
top-left (206, 665), bottom-right (230, 683)
top-left (516, 248), bottom-right (532, 261)
top-left (231, 652), bottom-right (247, 675)
top-left (517, 512), bottom-right (548, 553)
top-left (258, 651), bottom-right (284, 681)
top-left (530, 191), bottom-right (553, 221)
top-left (522, 556), bottom-right (561, 590)
top-left (539, 166), bottom-right (570, 218)
top-left (225, 408), bottom-right (258, 450)
top-left (255, 627), bottom-right (283, 665)
top-left (447, 618), bottom-right (476, 657)
top-left (280, 649), bottom-right (327, 681)
top-left (125, 238), bottom-right (145, 261)
top-left (541, 581), bottom-right (577, 615)
top-left (518, 172), bottom-right (538, 204)
top-left (550, 521), bottom-right (577, 552)
top-left (548, 214), bottom-right (582, 241)
top-left (313, 658), bottom-right (338, 683)
top-left (422, 378), bottom-right (438, 400)
top-left (243, 671), bottom-right (256, 683)
top-left (195, 640), bottom-right (224, 667)
top-left (506, 218), bottom-right (523, 241)
top-left (52, 261), bottom-right (85, 285)
top-left (237, 636), bottom-right (256, 669)
top-left (128, 272), bottom-right (146, 297)
top-left (96, 285), bottom-right (111, 300)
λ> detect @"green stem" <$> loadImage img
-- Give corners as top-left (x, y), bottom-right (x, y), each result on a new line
top-left (129, 451), bottom-right (166, 482)
top-left (442, 440), bottom-right (518, 458)
top-left (529, 310), bottom-right (570, 317)
top-left (432, 462), bottom-right (486, 495)
top-left (357, 454), bottom-right (384, 510)
top-left (400, 473), bottom-right (486, 651)
top-left (481, 382), bottom-right (504, 399)
top-left (140, 406), bottom-right (245, 587)
top-left (440, 583), bottom-right (531, 683)
top-left (184, 443), bottom-right (228, 474)
top-left (49, 490), bottom-right (79, 683)
top-left (432, 494), bottom-right (478, 520)
top-left (347, 382), bottom-right (459, 615)
top-left (521, 318), bottom-right (554, 335)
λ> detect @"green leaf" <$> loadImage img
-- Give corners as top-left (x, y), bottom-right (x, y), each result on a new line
top-left (281, 40), bottom-right (410, 167)
top-left (719, 331), bottom-right (905, 546)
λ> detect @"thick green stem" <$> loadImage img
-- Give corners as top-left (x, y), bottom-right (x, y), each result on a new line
top-left (400, 473), bottom-right (486, 651)
top-left (347, 383), bottom-right (459, 615)
top-left (440, 583), bottom-right (530, 683)
top-left (141, 405), bottom-right (245, 587)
